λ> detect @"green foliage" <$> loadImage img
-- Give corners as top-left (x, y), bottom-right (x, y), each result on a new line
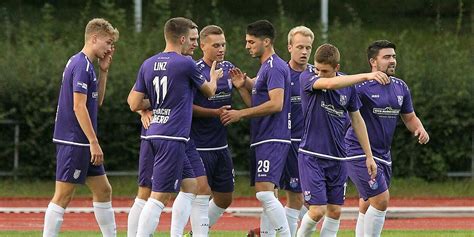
top-left (0, 1), bottom-right (471, 180)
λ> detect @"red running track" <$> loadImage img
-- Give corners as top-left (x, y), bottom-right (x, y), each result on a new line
top-left (1, 197), bottom-right (473, 231)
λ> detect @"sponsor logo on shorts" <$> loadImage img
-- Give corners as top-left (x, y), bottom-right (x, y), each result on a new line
top-left (289, 177), bottom-right (299, 188)
top-left (304, 191), bottom-right (311, 201)
top-left (368, 179), bottom-right (378, 190)
top-left (73, 169), bottom-right (81, 179)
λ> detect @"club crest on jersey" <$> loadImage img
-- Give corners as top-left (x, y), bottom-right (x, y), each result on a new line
top-left (289, 177), bottom-right (299, 188)
top-left (368, 179), bottom-right (378, 190)
top-left (339, 95), bottom-right (347, 106)
top-left (73, 169), bottom-right (81, 179)
top-left (304, 191), bottom-right (311, 201)
top-left (397, 95), bottom-right (404, 106)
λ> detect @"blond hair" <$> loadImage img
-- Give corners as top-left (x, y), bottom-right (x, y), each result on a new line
top-left (85, 18), bottom-right (119, 42)
top-left (287, 26), bottom-right (314, 45)
top-left (200, 25), bottom-right (224, 42)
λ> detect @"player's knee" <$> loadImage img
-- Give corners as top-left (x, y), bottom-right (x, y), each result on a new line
top-left (326, 206), bottom-right (342, 219)
top-left (92, 183), bottom-right (112, 201)
top-left (52, 192), bottom-right (74, 208)
top-left (214, 196), bottom-right (232, 208)
top-left (286, 192), bottom-right (304, 209)
top-left (307, 207), bottom-right (325, 221)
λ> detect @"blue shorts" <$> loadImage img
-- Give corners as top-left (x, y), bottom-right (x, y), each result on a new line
top-left (55, 144), bottom-right (105, 184)
top-left (298, 153), bottom-right (347, 205)
top-left (149, 139), bottom-right (186, 193)
top-left (280, 141), bottom-right (302, 193)
top-left (186, 139), bottom-right (206, 178)
top-left (250, 142), bottom-right (290, 188)
top-left (198, 147), bottom-right (234, 193)
top-left (138, 139), bottom-right (154, 188)
top-left (347, 156), bottom-right (391, 201)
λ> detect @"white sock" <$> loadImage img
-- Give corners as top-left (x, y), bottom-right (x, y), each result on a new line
top-left (364, 205), bottom-right (386, 237)
top-left (296, 213), bottom-right (317, 237)
top-left (356, 212), bottom-right (365, 237)
top-left (93, 202), bottom-right (117, 237)
top-left (136, 198), bottom-right (165, 237)
top-left (208, 199), bottom-right (226, 227)
top-left (191, 195), bottom-right (210, 237)
top-left (299, 205), bottom-right (308, 220)
top-left (285, 207), bottom-right (300, 237)
top-left (260, 211), bottom-right (276, 237)
top-left (127, 198), bottom-right (146, 237)
top-left (43, 202), bottom-right (65, 237)
top-left (256, 191), bottom-right (290, 237)
top-left (170, 192), bottom-right (195, 236)
top-left (320, 216), bottom-right (340, 237)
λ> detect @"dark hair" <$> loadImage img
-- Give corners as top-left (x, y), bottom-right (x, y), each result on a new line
top-left (314, 43), bottom-right (340, 68)
top-left (200, 25), bottom-right (224, 41)
top-left (246, 20), bottom-right (275, 42)
top-left (367, 40), bottom-right (396, 62)
top-left (164, 17), bottom-right (198, 43)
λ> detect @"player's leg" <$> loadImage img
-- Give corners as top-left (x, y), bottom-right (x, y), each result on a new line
top-left (86, 174), bottom-right (116, 237)
top-left (254, 143), bottom-right (291, 237)
top-left (128, 139), bottom-right (153, 237)
top-left (364, 163), bottom-right (391, 237)
top-left (185, 144), bottom-right (211, 237)
top-left (44, 181), bottom-right (75, 237)
top-left (319, 160), bottom-right (347, 237)
top-left (296, 153), bottom-right (327, 237)
top-left (202, 148), bottom-right (234, 228)
top-left (137, 140), bottom-right (184, 237)
top-left (282, 141), bottom-right (303, 236)
top-left (44, 144), bottom-right (88, 237)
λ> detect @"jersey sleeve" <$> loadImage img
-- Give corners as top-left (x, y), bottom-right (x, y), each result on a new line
top-left (347, 86), bottom-right (362, 112)
top-left (266, 67), bottom-right (286, 91)
top-left (72, 62), bottom-right (91, 94)
top-left (400, 82), bottom-right (414, 114)
top-left (188, 59), bottom-right (206, 89)
top-left (134, 63), bottom-right (147, 93)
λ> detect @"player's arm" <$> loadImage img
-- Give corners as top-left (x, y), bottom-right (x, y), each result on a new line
top-left (73, 92), bottom-right (103, 166)
top-left (313, 71), bottom-right (389, 90)
top-left (349, 110), bottom-right (377, 179)
top-left (229, 68), bottom-right (252, 107)
top-left (127, 86), bottom-right (150, 112)
top-left (220, 88), bottom-right (283, 125)
top-left (400, 112), bottom-right (430, 144)
top-left (97, 45), bottom-right (115, 106)
top-left (199, 61), bottom-right (224, 98)
top-left (193, 104), bottom-right (231, 118)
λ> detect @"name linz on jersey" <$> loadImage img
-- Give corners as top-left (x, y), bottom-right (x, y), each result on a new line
top-left (154, 62), bottom-right (168, 71)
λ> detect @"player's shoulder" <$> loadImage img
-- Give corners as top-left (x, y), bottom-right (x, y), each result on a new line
top-left (219, 60), bottom-right (235, 70)
top-left (68, 52), bottom-right (89, 70)
top-left (390, 76), bottom-right (409, 89)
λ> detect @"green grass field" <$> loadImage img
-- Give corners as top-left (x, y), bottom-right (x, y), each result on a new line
top-left (1, 230), bottom-right (473, 237)
top-left (1, 175), bottom-right (473, 198)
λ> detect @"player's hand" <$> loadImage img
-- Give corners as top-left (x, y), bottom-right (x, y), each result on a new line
top-left (366, 156), bottom-right (377, 179)
top-left (414, 127), bottom-right (430, 144)
top-left (140, 110), bottom-right (153, 129)
top-left (210, 61), bottom-right (224, 81)
top-left (90, 140), bottom-right (104, 166)
top-left (229, 68), bottom-right (247, 88)
top-left (368, 71), bottom-right (390, 85)
top-left (220, 109), bottom-right (242, 126)
top-left (99, 44), bottom-right (115, 72)
top-left (215, 105), bottom-right (231, 117)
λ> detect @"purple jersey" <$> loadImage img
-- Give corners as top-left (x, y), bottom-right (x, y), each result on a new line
top-left (250, 54), bottom-right (291, 146)
top-left (134, 52), bottom-right (205, 142)
top-left (289, 64), bottom-right (311, 141)
top-left (191, 59), bottom-right (234, 149)
top-left (345, 77), bottom-right (414, 161)
top-left (53, 52), bottom-right (98, 146)
top-left (299, 67), bottom-right (361, 159)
